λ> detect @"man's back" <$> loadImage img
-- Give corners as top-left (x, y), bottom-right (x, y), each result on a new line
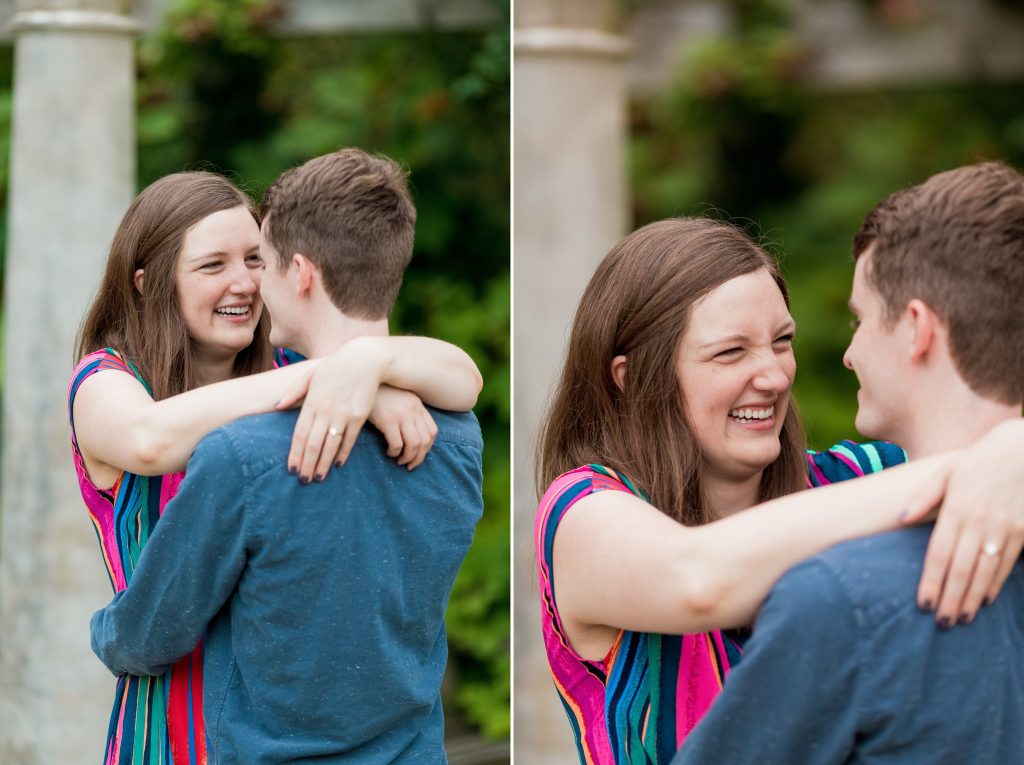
top-left (92, 407), bottom-right (483, 764)
top-left (676, 526), bottom-right (1024, 764)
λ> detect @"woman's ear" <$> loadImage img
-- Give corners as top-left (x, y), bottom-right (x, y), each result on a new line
top-left (610, 355), bottom-right (627, 392)
top-left (133, 268), bottom-right (145, 294)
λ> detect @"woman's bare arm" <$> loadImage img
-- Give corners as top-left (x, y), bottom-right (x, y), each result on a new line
top-left (72, 359), bottom-right (321, 486)
top-left (554, 453), bottom-right (954, 659)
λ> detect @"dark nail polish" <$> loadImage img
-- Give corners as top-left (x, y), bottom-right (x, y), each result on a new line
top-left (958, 613), bottom-right (970, 625)
top-left (982, 597), bottom-right (991, 607)
top-left (938, 616), bottom-right (952, 629)
top-left (288, 465), bottom-right (298, 476)
top-left (315, 474), bottom-right (325, 482)
top-left (300, 476), bottom-right (310, 485)
top-left (921, 599), bottom-right (933, 611)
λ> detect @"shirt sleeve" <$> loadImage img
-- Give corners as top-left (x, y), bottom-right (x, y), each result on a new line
top-left (673, 558), bottom-right (864, 765)
top-left (90, 428), bottom-right (248, 677)
top-left (806, 440), bottom-right (907, 487)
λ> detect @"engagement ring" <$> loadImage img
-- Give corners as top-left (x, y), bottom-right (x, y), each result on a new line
top-left (983, 541), bottom-right (1001, 558)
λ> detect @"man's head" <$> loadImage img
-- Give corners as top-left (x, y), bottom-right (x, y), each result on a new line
top-left (258, 148), bottom-right (416, 349)
top-left (845, 161), bottom-right (1024, 445)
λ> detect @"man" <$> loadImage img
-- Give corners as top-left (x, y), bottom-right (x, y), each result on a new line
top-left (91, 149), bottom-right (484, 763)
top-left (675, 161), bottom-right (1024, 763)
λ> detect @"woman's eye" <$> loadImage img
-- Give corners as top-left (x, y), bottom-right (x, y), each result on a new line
top-left (246, 254), bottom-right (264, 267)
top-left (200, 261), bottom-right (223, 271)
top-left (773, 334), bottom-right (794, 345)
top-left (715, 348), bottom-right (742, 359)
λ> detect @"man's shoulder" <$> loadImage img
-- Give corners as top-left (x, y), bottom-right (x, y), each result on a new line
top-left (191, 411), bottom-right (297, 477)
top-left (428, 407), bottom-right (483, 451)
top-left (772, 527), bottom-right (930, 629)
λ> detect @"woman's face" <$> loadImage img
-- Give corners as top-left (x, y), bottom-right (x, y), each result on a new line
top-left (175, 205), bottom-right (264, 363)
top-left (675, 268), bottom-right (797, 482)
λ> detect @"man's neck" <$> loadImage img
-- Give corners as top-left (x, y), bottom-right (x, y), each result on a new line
top-left (902, 393), bottom-right (1021, 459)
top-left (291, 305), bottom-right (389, 359)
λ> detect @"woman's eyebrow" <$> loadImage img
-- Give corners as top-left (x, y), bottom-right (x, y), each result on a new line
top-left (698, 334), bottom-right (749, 351)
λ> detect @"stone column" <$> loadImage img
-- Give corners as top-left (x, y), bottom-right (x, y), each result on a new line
top-left (513, 1), bottom-right (629, 761)
top-left (0, 2), bottom-right (138, 763)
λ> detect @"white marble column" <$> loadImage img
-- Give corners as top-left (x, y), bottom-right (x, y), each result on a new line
top-left (0, 3), bottom-right (138, 763)
top-left (513, 1), bottom-right (629, 761)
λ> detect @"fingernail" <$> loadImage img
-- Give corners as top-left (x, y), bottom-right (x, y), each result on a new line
top-left (957, 613), bottom-right (970, 625)
top-left (938, 616), bottom-right (952, 629)
top-left (300, 476), bottom-right (310, 485)
top-left (315, 473), bottom-right (325, 482)
top-left (982, 597), bottom-right (991, 607)
top-left (288, 465), bottom-right (298, 476)
top-left (921, 599), bottom-right (933, 611)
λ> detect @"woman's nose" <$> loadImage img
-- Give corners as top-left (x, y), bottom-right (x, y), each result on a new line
top-left (753, 354), bottom-right (792, 392)
top-left (229, 262), bottom-right (258, 294)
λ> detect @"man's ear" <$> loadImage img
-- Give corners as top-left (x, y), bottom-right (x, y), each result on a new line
top-left (907, 299), bottom-right (939, 363)
top-left (610, 355), bottom-right (627, 392)
top-left (133, 268), bottom-right (144, 294)
top-left (292, 253), bottom-right (315, 296)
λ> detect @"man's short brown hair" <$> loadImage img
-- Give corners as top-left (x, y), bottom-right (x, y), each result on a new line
top-left (261, 148), bottom-right (416, 319)
top-left (852, 161), bottom-right (1024, 404)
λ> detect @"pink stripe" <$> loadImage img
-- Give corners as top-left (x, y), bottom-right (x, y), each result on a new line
top-left (832, 451), bottom-right (865, 477)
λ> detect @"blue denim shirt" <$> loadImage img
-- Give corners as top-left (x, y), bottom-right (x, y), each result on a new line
top-left (675, 526), bottom-right (1024, 764)
top-left (91, 408), bottom-right (483, 764)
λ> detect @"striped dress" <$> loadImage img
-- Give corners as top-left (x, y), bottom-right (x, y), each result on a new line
top-left (535, 441), bottom-right (907, 765)
top-left (69, 349), bottom-right (207, 765)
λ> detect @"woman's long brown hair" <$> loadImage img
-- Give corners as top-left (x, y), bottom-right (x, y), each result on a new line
top-left (76, 172), bottom-right (273, 400)
top-left (537, 218), bottom-right (807, 527)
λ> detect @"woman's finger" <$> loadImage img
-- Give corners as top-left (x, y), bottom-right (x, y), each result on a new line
top-left (336, 416), bottom-right (362, 466)
top-left (934, 530), bottom-right (982, 626)
top-left (408, 416), bottom-right (431, 470)
top-left (298, 418), bottom-right (331, 482)
top-left (313, 423), bottom-right (344, 481)
top-left (288, 408), bottom-right (316, 475)
top-left (415, 414), bottom-right (438, 469)
top-left (397, 419), bottom-right (420, 467)
top-left (917, 513), bottom-right (959, 610)
top-left (377, 419), bottom-right (404, 460)
top-left (957, 540), bottom-right (1003, 623)
top-left (986, 531), bottom-right (1024, 605)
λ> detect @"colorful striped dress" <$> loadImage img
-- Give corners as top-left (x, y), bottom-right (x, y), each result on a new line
top-left (69, 349), bottom-right (207, 765)
top-left (535, 441), bottom-right (906, 765)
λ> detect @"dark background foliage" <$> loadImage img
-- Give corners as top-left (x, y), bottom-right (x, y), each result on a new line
top-left (0, 0), bottom-right (509, 739)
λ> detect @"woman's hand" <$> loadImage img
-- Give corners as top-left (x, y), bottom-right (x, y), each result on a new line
top-left (903, 418), bottom-right (1024, 626)
top-left (369, 386), bottom-right (438, 470)
top-left (279, 341), bottom-right (389, 482)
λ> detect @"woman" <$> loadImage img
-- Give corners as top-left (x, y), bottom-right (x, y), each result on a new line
top-left (534, 217), bottom-right (1020, 764)
top-left (69, 171), bottom-right (481, 765)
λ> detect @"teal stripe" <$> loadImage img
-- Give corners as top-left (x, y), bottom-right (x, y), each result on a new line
top-left (860, 442), bottom-right (885, 473)
top-left (831, 443), bottom-right (867, 474)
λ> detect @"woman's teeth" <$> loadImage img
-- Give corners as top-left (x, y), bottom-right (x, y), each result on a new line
top-left (729, 405), bottom-right (774, 422)
top-left (215, 306), bottom-right (249, 316)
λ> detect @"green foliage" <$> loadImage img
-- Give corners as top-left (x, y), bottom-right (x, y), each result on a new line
top-left (137, 0), bottom-right (509, 737)
top-left (631, 7), bottom-right (1024, 449)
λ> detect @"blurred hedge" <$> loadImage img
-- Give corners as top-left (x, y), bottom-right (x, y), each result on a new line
top-left (630, 0), bottom-right (1024, 449)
